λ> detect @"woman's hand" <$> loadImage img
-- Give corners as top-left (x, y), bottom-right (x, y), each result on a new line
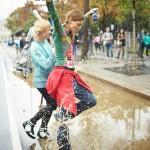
top-left (85, 8), bottom-right (99, 18)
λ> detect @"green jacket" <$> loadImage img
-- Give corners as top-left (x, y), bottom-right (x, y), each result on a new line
top-left (143, 35), bottom-right (150, 46)
top-left (46, 0), bottom-right (88, 67)
top-left (30, 40), bottom-right (55, 88)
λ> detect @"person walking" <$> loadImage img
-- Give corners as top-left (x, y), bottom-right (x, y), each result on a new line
top-left (99, 30), bottom-right (104, 53)
top-left (117, 28), bottom-right (126, 59)
top-left (19, 34), bottom-right (26, 53)
top-left (22, 19), bottom-right (56, 139)
top-left (137, 29), bottom-right (145, 58)
top-left (88, 31), bottom-right (94, 55)
top-left (14, 37), bottom-right (20, 55)
top-left (73, 33), bottom-right (79, 58)
top-left (102, 27), bottom-right (113, 59)
top-left (93, 34), bottom-right (100, 54)
top-left (143, 31), bottom-right (150, 57)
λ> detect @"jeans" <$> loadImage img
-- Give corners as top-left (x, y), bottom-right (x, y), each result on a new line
top-left (138, 42), bottom-right (144, 57)
top-left (73, 44), bottom-right (78, 58)
top-left (73, 79), bottom-right (97, 115)
top-left (145, 45), bottom-right (150, 56)
top-left (105, 42), bottom-right (113, 57)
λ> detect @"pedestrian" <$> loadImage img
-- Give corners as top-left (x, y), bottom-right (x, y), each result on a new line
top-left (143, 31), bottom-right (150, 57)
top-left (46, 0), bottom-right (97, 122)
top-left (93, 34), bottom-right (100, 54)
top-left (117, 28), bottom-right (126, 59)
top-left (73, 33), bottom-right (79, 58)
top-left (99, 30), bottom-right (104, 53)
top-left (102, 27), bottom-right (113, 59)
top-left (19, 34), bottom-right (26, 53)
top-left (22, 19), bottom-right (56, 139)
top-left (88, 31), bottom-right (94, 55)
top-left (137, 29), bottom-right (145, 58)
top-left (14, 37), bottom-right (20, 55)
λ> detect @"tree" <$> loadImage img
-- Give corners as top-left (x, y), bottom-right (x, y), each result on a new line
top-left (81, 0), bottom-right (90, 60)
top-left (5, 1), bottom-right (39, 34)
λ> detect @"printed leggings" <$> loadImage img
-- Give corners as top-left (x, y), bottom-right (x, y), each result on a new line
top-left (30, 88), bottom-right (54, 128)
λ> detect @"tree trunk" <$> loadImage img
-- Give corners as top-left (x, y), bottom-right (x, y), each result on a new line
top-left (81, 0), bottom-right (89, 60)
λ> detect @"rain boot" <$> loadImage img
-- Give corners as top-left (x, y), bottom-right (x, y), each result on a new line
top-left (57, 124), bottom-right (71, 150)
top-left (23, 120), bottom-right (36, 139)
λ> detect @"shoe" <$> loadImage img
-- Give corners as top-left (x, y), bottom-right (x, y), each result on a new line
top-left (37, 127), bottom-right (49, 139)
top-left (57, 124), bottom-right (71, 149)
top-left (54, 109), bottom-right (75, 122)
top-left (23, 121), bottom-right (36, 139)
top-left (54, 111), bottom-right (66, 122)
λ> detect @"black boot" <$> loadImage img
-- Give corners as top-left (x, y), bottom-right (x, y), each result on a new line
top-left (23, 120), bottom-right (36, 139)
top-left (57, 124), bottom-right (71, 150)
top-left (37, 127), bottom-right (49, 139)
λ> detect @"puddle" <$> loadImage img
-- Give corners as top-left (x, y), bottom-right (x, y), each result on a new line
top-left (11, 69), bottom-right (150, 150)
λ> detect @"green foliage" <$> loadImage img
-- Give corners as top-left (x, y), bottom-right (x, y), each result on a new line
top-left (90, 21), bottom-right (99, 35)
top-left (23, 15), bottom-right (36, 33)
top-left (5, 1), bottom-right (38, 34)
top-left (5, 0), bottom-right (150, 34)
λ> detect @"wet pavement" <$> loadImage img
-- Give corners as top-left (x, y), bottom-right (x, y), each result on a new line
top-left (0, 55), bottom-right (13, 150)
top-left (0, 43), bottom-right (150, 150)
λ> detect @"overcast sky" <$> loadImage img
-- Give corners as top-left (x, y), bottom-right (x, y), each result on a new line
top-left (0, 0), bottom-right (27, 20)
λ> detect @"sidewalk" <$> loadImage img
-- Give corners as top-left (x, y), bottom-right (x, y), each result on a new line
top-left (0, 55), bottom-right (22, 150)
top-left (75, 51), bottom-right (150, 100)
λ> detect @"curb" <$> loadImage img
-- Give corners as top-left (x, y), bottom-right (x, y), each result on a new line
top-left (77, 70), bottom-right (150, 100)
top-left (1, 55), bottom-right (22, 150)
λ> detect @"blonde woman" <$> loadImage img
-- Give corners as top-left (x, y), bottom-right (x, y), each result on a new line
top-left (23, 19), bottom-right (56, 139)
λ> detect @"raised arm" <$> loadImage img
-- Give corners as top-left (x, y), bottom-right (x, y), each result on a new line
top-left (79, 8), bottom-right (99, 31)
top-left (46, 0), bottom-right (61, 34)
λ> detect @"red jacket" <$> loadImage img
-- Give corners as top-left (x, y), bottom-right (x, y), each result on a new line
top-left (46, 66), bottom-right (92, 115)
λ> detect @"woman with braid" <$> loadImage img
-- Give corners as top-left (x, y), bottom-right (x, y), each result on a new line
top-left (46, 0), bottom-right (97, 122)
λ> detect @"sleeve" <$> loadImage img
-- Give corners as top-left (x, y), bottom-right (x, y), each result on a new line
top-left (102, 33), bottom-right (105, 41)
top-left (30, 46), bottom-right (55, 70)
top-left (46, 0), bottom-right (62, 35)
top-left (78, 15), bottom-right (89, 32)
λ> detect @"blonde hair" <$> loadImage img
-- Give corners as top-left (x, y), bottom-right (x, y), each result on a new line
top-left (33, 19), bottom-right (50, 38)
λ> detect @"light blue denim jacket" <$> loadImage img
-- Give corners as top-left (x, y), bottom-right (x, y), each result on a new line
top-left (30, 40), bottom-right (55, 88)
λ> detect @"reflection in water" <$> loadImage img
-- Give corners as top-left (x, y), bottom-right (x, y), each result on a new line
top-left (38, 138), bottom-right (51, 150)
top-left (11, 71), bottom-right (150, 150)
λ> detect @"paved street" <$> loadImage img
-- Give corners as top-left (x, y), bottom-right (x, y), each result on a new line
top-left (0, 43), bottom-right (42, 150)
top-left (0, 43), bottom-right (150, 150)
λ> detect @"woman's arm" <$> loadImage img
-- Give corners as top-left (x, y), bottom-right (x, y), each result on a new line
top-left (79, 8), bottom-right (99, 32)
top-left (46, 0), bottom-right (61, 34)
top-left (31, 46), bottom-right (55, 70)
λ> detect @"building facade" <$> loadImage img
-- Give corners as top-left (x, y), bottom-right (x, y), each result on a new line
top-left (0, 20), bottom-right (11, 43)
